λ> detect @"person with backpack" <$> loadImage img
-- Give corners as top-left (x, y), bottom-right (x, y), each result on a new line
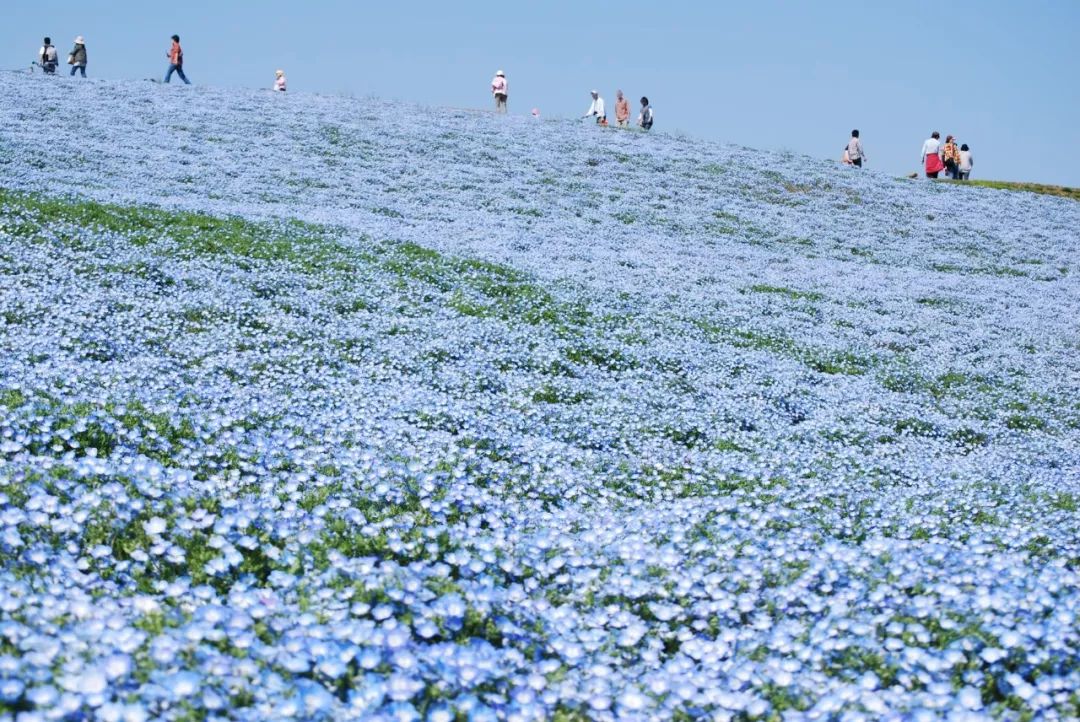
top-left (68, 37), bottom-right (87, 78)
top-left (942, 135), bottom-right (961, 179)
top-left (615, 90), bottom-right (630, 127)
top-left (921, 131), bottom-right (944, 178)
top-left (274, 69), bottom-right (287, 92)
top-left (583, 90), bottom-right (606, 124)
top-left (638, 97), bottom-right (654, 131)
top-left (846, 129), bottom-right (866, 167)
top-left (164, 34), bottom-right (191, 85)
top-left (491, 70), bottom-right (508, 113)
top-left (39, 37), bottom-right (58, 74)
top-left (958, 144), bottom-right (974, 180)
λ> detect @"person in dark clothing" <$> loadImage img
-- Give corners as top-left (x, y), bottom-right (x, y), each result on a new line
top-left (69, 36), bottom-right (87, 77)
top-left (638, 97), bottom-right (654, 130)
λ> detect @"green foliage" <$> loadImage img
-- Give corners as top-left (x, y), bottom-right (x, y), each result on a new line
top-left (748, 284), bottom-right (824, 302)
top-left (943, 179), bottom-right (1080, 202)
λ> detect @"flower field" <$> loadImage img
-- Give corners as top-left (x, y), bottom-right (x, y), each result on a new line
top-left (1, 73), bottom-right (1079, 720)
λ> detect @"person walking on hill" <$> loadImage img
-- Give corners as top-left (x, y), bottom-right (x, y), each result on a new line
top-left (39, 37), bottom-right (58, 74)
top-left (638, 97), bottom-right (654, 131)
top-left (68, 37), bottom-right (87, 78)
top-left (942, 135), bottom-right (961, 179)
top-left (491, 70), bottom-right (508, 113)
top-left (165, 35), bottom-right (191, 84)
top-left (615, 90), bottom-right (630, 127)
top-left (922, 131), bottom-right (944, 178)
top-left (584, 90), bottom-right (606, 124)
top-left (274, 69), bottom-right (287, 92)
top-left (846, 129), bottom-right (866, 167)
top-left (958, 144), bottom-right (974, 180)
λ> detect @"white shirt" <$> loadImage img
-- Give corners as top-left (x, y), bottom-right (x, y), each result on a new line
top-left (40, 45), bottom-right (57, 61)
top-left (959, 150), bottom-right (973, 171)
top-left (921, 138), bottom-right (941, 162)
top-left (847, 137), bottom-right (865, 161)
top-left (585, 96), bottom-right (605, 118)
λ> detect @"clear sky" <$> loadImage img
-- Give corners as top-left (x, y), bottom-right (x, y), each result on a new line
top-left (3, 0), bottom-right (1079, 186)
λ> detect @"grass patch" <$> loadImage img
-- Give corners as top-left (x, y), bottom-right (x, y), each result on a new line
top-left (747, 284), bottom-right (824, 302)
top-left (0, 188), bottom-right (593, 337)
top-left (942, 179), bottom-right (1080, 202)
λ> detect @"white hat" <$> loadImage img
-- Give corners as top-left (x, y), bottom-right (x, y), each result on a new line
top-left (75, 36), bottom-right (85, 44)
top-left (496, 70), bottom-right (505, 76)
top-left (276, 69), bottom-right (285, 77)
top-left (591, 89), bottom-right (598, 95)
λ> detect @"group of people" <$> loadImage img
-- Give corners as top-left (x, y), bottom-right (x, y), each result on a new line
top-left (489, 71), bottom-right (654, 130)
top-left (583, 90), bottom-right (654, 130)
top-left (33, 36), bottom-right (985, 171)
top-left (842, 129), bottom-right (975, 180)
top-left (37, 36), bottom-right (85, 77)
top-left (921, 132), bottom-right (973, 180)
top-left (35, 33), bottom-right (288, 91)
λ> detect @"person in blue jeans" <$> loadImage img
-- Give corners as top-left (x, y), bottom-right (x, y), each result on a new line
top-left (69, 37), bottom-right (87, 77)
top-left (164, 34), bottom-right (191, 84)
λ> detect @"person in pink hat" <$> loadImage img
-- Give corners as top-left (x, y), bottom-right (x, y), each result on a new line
top-left (491, 70), bottom-right (508, 113)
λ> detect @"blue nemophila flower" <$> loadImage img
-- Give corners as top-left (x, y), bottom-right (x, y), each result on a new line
top-left (1, 72), bottom-right (1078, 719)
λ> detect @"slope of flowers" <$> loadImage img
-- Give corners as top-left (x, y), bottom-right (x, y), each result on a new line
top-left (1, 73), bottom-right (1079, 720)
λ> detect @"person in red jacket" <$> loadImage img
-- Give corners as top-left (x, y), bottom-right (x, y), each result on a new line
top-left (164, 34), bottom-right (191, 85)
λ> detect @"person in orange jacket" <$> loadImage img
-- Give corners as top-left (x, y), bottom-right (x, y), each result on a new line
top-left (614, 90), bottom-right (630, 127)
top-left (164, 34), bottom-right (191, 85)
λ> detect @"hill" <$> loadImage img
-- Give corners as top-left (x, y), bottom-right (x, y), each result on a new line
top-left (1, 73), bottom-right (1079, 720)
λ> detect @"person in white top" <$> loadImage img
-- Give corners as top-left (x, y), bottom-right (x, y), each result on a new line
top-left (921, 131), bottom-right (944, 178)
top-left (39, 37), bottom-right (58, 74)
top-left (846, 129), bottom-right (866, 167)
top-left (583, 90), bottom-right (606, 124)
top-left (958, 144), bottom-right (974, 180)
top-left (491, 70), bottom-right (508, 114)
top-left (274, 70), bottom-right (287, 92)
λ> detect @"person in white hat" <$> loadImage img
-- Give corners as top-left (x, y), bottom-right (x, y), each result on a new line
top-left (69, 36), bottom-right (87, 78)
top-left (491, 70), bottom-right (508, 113)
top-left (274, 69), bottom-right (287, 92)
top-left (583, 90), bottom-right (605, 124)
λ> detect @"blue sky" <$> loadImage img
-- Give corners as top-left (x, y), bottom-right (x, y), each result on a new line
top-left (3, 0), bottom-right (1079, 186)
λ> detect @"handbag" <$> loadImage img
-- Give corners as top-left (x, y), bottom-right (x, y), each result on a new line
top-left (67, 54), bottom-right (75, 65)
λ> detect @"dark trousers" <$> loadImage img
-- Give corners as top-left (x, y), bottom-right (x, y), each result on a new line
top-left (852, 158), bottom-right (862, 167)
top-left (70, 65), bottom-right (86, 77)
top-left (926, 171), bottom-right (940, 179)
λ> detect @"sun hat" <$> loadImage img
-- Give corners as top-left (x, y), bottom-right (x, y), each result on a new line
top-left (75, 36), bottom-right (85, 44)
top-left (276, 69), bottom-right (285, 77)
top-left (496, 70), bottom-right (505, 76)
top-left (591, 89), bottom-right (598, 95)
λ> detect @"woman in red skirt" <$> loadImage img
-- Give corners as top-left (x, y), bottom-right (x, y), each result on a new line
top-left (922, 131), bottom-right (945, 178)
